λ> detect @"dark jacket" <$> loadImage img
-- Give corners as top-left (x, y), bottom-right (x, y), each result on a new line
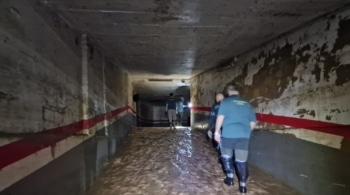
top-left (208, 103), bottom-right (220, 130)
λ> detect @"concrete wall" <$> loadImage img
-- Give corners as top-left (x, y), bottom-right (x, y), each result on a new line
top-left (138, 101), bottom-right (191, 127)
top-left (249, 130), bottom-right (350, 195)
top-left (0, 115), bottom-right (134, 195)
top-left (190, 8), bottom-right (350, 195)
top-left (138, 102), bottom-right (169, 127)
top-left (0, 0), bottom-right (134, 193)
top-left (139, 102), bottom-right (163, 121)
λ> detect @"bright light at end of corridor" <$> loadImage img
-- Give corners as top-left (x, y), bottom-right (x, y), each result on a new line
top-left (188, 102), bottom-right (192, 108)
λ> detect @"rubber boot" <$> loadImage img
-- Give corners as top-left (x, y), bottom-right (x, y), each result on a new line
top-left (235, 161), bottom-right (249, 193)
top-left (220, 156), bottom-right (234, 186)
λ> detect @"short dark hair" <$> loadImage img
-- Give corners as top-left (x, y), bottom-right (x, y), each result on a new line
top-left (169, 93), bottom-right (174, 96)
top-left (225, 84), bottom-right (239, 92)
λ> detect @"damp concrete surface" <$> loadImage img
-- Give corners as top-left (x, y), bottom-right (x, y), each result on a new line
top-left (87, 127), bottom-right (300, 195)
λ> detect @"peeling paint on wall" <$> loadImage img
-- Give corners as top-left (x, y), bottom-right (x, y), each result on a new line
top-left (191, 9), bottom-right (350, 149)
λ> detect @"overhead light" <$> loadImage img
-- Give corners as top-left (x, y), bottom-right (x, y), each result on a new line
top-left (148, 79), bottom-right (173, 82)
top-left (217, 56), bottom-right (238, 72)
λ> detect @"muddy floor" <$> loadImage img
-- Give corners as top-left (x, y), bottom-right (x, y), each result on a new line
top-left (87, 127), bottom-right (300, 195)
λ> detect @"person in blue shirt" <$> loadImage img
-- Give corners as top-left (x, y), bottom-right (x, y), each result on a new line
top-left (207, 93), bottom-right (224, 148)
top-left (166, 93), bottom-right (178, 128)
top-left (177, 96), bottom-right (185, 126)
top-left (214, 84), bottom-right (257, 193)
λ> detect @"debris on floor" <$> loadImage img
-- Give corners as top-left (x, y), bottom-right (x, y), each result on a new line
top-left (88, 128), bottom-right (300, 195)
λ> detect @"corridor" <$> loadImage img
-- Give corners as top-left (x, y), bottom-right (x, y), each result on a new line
top-left (1, 0), bottom-right (350, 194)
top-left (87, 128), bottom-right (299, 195)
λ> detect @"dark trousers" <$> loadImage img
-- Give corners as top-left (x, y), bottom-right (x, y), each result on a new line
top-left (178, 112), bottom-right (183, 126)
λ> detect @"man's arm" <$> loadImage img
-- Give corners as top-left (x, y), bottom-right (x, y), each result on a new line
top-left (214, 115), bottom-right (224, 134)
top-left (165, 103), bottom-right (168, 112)
top-left (214, 101), bottom-right (226, 142)
top-left (250, 121), bottom-right (256, 130)
top-left (214, 101), bottom-right (226, 134)
top-left (249, 105), bottom-right (257, 130)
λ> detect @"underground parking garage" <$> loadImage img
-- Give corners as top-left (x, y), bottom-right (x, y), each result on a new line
top-left (0, 0), bottom-right (350, 194)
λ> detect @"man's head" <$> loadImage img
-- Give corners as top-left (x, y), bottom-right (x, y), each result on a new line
top-left (169, 93), bottom-right (174, 97)
top-left (216, 93), bottom-right (224, 103)
top-left (225, 84), bottom-right (239, 96)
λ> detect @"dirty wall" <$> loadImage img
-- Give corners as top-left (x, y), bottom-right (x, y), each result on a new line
top-left (191, 8), bottom-right (350, 195)
top-left (138, 101), bottom-right (190, 127)
top-left (140, 102), bottom-right (167, 121)
top-left (0, 0), bottom-right (133, 193)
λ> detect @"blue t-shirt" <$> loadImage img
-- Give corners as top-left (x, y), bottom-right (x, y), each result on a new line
top-left (177, 101), bottom-right (184, 113)
top-left (167, 98), bottom-right (177, 110)
top-left (217, 95), bottom-right (256, 138)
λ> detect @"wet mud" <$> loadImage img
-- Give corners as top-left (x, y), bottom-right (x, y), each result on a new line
top-left (88, 127), bottom-right (300, 195)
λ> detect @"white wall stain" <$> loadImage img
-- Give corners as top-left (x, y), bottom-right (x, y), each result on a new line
top-left (191, 9), bottom-right (350, 149)
top-left (273, 128), bottom-right (343, 149)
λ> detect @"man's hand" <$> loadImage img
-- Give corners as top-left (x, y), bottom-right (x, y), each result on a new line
top-left (214, 115), bottom-right (224, 143)
top-left (250, 121), bottom-right (256, 130)
top-left (214, 132), bottom-right (221, 142)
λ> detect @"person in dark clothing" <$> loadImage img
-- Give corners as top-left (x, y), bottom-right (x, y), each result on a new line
top-left (207, 93), bottom-right (224, 148)
top-left (165, 93), bottom-right (177, 128)
top-left (177, 96), bottom-right (185, 126)
top-left (214, 84), bottom-right (257, 194)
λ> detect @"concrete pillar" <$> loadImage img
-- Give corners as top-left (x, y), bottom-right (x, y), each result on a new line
top-left (102, 55), bottom-right (108, 136)
top-left (80, 33), bottom-right (92, 135)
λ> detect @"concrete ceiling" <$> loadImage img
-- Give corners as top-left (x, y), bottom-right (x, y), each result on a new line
top-left (42, 0), bottom-right (349, 98)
